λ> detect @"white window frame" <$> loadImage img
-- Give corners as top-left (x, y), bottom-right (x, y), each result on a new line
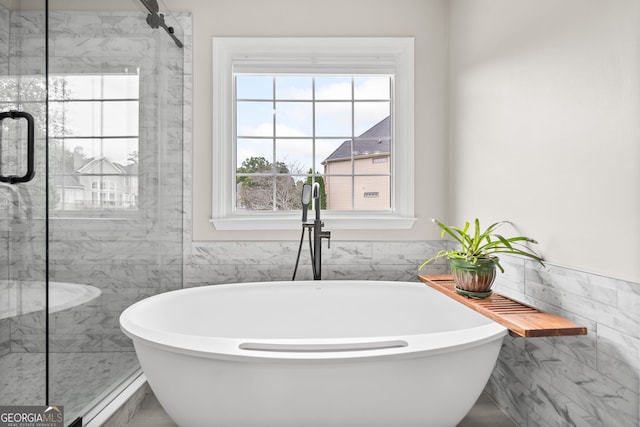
top-left (212, 37), bottom-right (415, 231)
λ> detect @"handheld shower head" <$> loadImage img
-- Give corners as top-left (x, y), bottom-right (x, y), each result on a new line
top-left (301, 183), bottom-right (312, 223)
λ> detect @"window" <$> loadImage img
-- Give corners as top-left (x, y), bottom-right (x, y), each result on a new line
top-left (212, 37), bottom-right (415, 230)
top-left (48, 73), bottom-right (140, 211)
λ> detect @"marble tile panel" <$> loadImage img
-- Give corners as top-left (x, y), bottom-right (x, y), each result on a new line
top-left (322, 241), bottom-right (374, 265)
top-left (47, 351), bottom-right (140, 420)
top-left (50, 36), bottom-right (154, 59)
top-left (528, 263), bottom-right (620, 306)
top-left (492, 256), bottom-right (526, 295)
top-left (0, 319), bottom-right (10, 357)
top-left (0, 353), bottom-right (46, 406)
top-left (526, 338), bottom-right (639, 427)
top-left (616, 280), bottom-right (640, 328)
top-left (371, 240), bottom-right (448, 266)
top-left (323, 263), bottom-right (425, 282)
top-left (190, 241), bottom-right (300, 265)
top-left (47, 12), bottom-right (100, 34)
top-left (525, 412), bottom-right (555, 427)
top-left (9, 11), bottom-right (45, 35)
top-left (596, 324), bottom-right (640, 392)
top-left (525, 273), bottom-right (637, 337)
top-left (486, 340), bottom-right (529, 426)
top-left (10, 323), bottom-right (46, 353)
top-left (526, 375), bottom-right (597, 427)
top-left (50, 310), bottom-right (110, 335)
top-left (48, 334), bottom-right (103, 353)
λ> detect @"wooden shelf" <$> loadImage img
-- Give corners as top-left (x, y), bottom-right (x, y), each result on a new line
top-left (418, 274), bottom-right (587, 338)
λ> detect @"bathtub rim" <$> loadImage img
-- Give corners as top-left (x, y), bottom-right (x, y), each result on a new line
top-left (120, 280), bottom-right (508, 362)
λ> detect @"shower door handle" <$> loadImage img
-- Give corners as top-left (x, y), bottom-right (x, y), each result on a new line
top-left (0, 110), bottom-right (35, 184)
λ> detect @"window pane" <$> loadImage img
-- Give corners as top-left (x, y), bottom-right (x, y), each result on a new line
top-left (275, 102), bottom-right (312, 137)
top-left (315, 102), bottom-right (352, 137)
top-left (354, 76), bottom-right (391, 100)
top-left (274, 175), bottom-right (300, 211)
top-left (315, 76), bottom-right (351, 100)
top-left (275, 138), bottom-right (313, 174)
top-left (236, 101), bottom-right (273, 136)
top-left (15, 76), bottom-right (46, 102)
top-left (61, 102), bottom-right (101, 136)
top-left (237, 139), bottom-right (274, 169)
top-left (236, 175), bottom-right (274, 211)
top-left (316, 139), bottom-right (347, 173)
top-left (354, 175), bottom-right (390, 210)
top-left (103, 101), bottom-right (139, 136)
top-left (324, 175), bottom-right (352, 210)
top-left (276, 76), bottom-right (311, 100)
top-left (354, 102), bottom-right (390, 136)
top-left (48, 139), bottom-right (69, 173)
top-left (64, 139), bottom-right (138, 172)
top-left (237, 75), bottom-right (273, 99)
top-left (103, 75), bottom-right (139, 99)
top-left (57, 75), bottom-right (101, 100)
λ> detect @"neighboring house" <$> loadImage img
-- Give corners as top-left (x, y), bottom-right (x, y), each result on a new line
top-left (53, 147), bottom-right (138, 210)
top-left (322, 116), bottom-right (391, 210)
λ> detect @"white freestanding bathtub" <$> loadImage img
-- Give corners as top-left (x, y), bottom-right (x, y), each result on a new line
top-left (120, 280), bottom-right (507, 427)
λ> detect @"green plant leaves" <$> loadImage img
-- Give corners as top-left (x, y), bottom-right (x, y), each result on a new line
top-left (419, 218), bottom-right (544, 271)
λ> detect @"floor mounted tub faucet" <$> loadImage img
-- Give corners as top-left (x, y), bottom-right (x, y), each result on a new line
top-left (293, 182), bottom-right (331, 280)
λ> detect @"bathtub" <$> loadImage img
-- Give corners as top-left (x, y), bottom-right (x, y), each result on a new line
top-left (0, 280), bottom-right (101, 320)
top-left (120, 280), bottom-right (507, 427)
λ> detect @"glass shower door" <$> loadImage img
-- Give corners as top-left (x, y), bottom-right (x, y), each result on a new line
top-left (46, 0), bottom-right (185, 424)
top-left (0, 0), bottom-right (49, 408)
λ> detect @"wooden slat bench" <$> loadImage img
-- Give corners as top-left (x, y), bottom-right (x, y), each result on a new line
top-left (418, 274), bottom-right (587, 338)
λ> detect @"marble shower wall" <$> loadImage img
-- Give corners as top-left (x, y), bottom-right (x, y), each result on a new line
top-left (486, 257), bottom-right (640, 426)
top-left (6, 9), bottom-right (186, 354)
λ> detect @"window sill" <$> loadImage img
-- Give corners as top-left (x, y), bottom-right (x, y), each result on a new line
top-left (211, 213), bottom-right (416, 231)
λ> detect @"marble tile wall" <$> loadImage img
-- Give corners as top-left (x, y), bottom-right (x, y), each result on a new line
top-left (486, 256), bottom-right (640, 426)
top-left (185, 240), bottom-right (449, 287)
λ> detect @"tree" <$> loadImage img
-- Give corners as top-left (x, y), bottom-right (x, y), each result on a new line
top-left (127, 150), bottom-right (139, 165)
top-left (236, 156), bottom-right (301, 210)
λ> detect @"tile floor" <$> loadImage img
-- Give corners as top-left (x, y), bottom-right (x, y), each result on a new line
top-left (125, 391), bottom-right (515, 427)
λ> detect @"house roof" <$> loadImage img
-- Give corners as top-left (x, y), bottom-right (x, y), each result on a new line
top-left (75, 157), bottom-right (138, 175)
top-left (322, 116), bottom-right (390, 164)
top-left (77, 157), bottom-right (128, 174)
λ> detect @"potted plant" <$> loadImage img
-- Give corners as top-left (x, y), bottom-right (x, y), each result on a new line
top-left (419, 218), bottom-right (544, 298)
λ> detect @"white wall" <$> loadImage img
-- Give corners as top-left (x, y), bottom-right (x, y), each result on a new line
top-left (162, 0), bottom-right (639, 282)
top-left (449, 0), bottom-right (640, 282)
top-left (163, 0), bottom-right (450, 242)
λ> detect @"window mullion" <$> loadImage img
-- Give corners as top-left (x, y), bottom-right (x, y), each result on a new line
top-left (272, 77), bottom-right (277, 211)
top-left (350, 76), bottom-right (355, 210)
top-left (312, 77), bottom-right (316, 188)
